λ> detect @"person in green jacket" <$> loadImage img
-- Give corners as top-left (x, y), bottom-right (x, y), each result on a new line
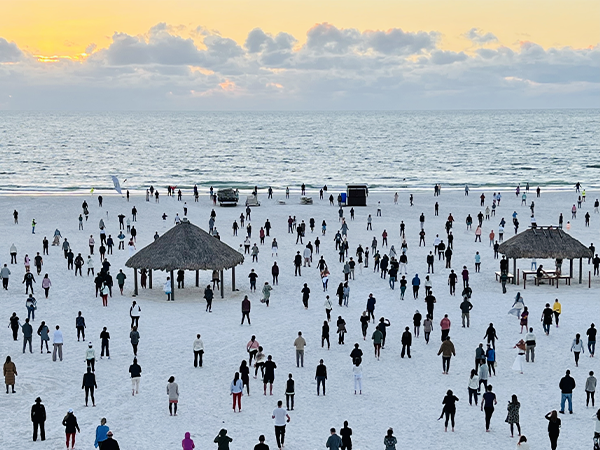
top-left (372, 328), bottom-right (383, 360)
top-left (116, 269), bottom-right (127, 295)
top-left (214, 429), bottom-right (233, 450)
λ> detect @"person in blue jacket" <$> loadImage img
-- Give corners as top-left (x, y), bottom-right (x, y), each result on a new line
top-left (94, 417), bottom-right (109, 448)
top-left (412, 274), bottom-right (421, 299)
top-left (486, 344), bottom-right (496, 376)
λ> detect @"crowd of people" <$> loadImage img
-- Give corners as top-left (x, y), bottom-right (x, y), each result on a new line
top-left (2, 182), bottom-right (599, 449)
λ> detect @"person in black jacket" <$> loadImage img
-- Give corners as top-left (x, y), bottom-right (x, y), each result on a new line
top-left (315, 359), bottom-right (327, 396)
top-left (294, 252), bottom-right (302, 276)
top-left (441, 390), bottom-right (459, 432)
top-left (301, 284), bottom-right (310, 309)
top-left (559, 370), bottom-right (576, 414)
top-left (101, 431), bottom-right (120, 449)
top-left (340, 420), bottom-right (352, 450)
top-left (100, 327), bottom-right (110, 358)
top-left (62, 409), bottom-right (80, 449)
top-left (350, 343), bottom-right (363, 365)
top-left (129, 358), bottom-right (142, 396)
top-left (401, 327), bottom-right (412, 358)
top-left (427, 252), bottom-right (434, 274)
top-left (204, 285), bottom-right (213, 312)
top-left (82, 367), bottom-right (97, 406)
top-left (285, 374), bottom-right (295, 410)
top-left (31, 397), bottom-right (46, 441)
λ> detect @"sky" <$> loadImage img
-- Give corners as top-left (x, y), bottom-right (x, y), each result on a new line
top-left (0, 0), bottom-right (599, 110)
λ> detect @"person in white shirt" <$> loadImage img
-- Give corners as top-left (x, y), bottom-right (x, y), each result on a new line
top-left (129, 301), bottom-right (141, 328)
top-left (353, 361), bottom-right (363, 395)
top-left (52, 325), bottom-right (63, 362)
top-left (468, 369), bottom-right (480, 405)
top-left (193, 334), bottom-right (204, 368)
top-left (85, 342), bottom-right (96, 372)
top-left (525, 328), bottom-right (536, 362)
top-left (572, 333), bottom-right (585, 367)
top-left (272, 400), bottom-right (290, 449)
top-left (303, 247), bottom-right (311, 267)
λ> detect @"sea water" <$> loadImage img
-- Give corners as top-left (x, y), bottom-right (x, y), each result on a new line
top-left (0, 109), bottom-right (598, 192)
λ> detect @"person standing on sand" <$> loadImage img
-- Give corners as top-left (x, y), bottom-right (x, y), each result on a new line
top-left (167, 376), bottom-right (179, 415)
top-left (263, 355), bottom-right (277, 395)
top-left (214, 429), bottom-right (233, 450)
top-left (545, 410), bottom-right (561, 450)
top-left (62, 409), bottom-right (80, 449)
top-left (230, 372), bottom-right (243, 412)
top-left (437, 336), bottom-right (455, 374)
top-left (241, 296), bottom-right (251, 325)
top-left (440, 389), bottom-right (459, 432)
top-left (481, 385), bottom-right (497, 431)
top-left (326, 428), bottom-right (342, 450)
top-left (384, 428), bottom-right (397, 450)
top-left (272, 400), bottom-right (290, 450)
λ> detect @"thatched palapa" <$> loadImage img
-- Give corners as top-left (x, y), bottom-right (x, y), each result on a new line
top-left (498, 227), bottom-right (592, 259)
top-left (498, 227), bottom-right (592, 284)
top-left (125, 218), bottom-right (244, 298)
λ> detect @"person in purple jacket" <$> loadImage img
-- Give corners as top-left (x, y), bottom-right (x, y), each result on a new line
top-left (182, 432), bottom-right (195, 450)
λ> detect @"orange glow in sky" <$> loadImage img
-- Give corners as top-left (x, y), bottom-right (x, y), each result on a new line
top-left (2, 0), bottom-right (598, 58)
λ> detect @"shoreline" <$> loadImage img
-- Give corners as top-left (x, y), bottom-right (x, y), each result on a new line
top-left (0, 185), bottom-right (597, 197)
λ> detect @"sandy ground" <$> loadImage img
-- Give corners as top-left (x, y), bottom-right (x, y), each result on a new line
top-left (0, 187), bottom-right (598, 450)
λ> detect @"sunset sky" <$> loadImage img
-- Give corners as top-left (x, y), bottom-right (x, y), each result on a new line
top-left (1, 0), bottom-right (598, 109)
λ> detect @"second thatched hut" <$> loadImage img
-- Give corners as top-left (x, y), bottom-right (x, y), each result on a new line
top-left (498, 226), bottom-right (593, 284)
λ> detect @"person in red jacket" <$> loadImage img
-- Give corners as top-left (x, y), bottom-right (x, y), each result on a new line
top-left (440, 315), bottom-right (451, 341)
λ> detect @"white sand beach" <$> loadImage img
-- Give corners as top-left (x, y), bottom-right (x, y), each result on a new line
top-left (0, 187), bottom-right (598, 450)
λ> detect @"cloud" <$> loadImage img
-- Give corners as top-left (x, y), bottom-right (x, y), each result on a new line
top-left (0, 23), bottom-right (598, 110)
top-left (0, 38), bottom-right (23, 62)
top-left (464, 28), bottom-right (498, 45)
top-left (99, 28), bottom-right (203, 66)
top-left (430, 50), bottom-right (468, 65)
top-left (363, 28), bottom-right (439, 55)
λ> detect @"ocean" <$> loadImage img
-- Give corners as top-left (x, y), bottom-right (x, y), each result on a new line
top-left (0, 109), bottom-right (598, 192)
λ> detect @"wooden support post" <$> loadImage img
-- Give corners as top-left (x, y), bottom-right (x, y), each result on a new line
top-left (133, 268), bottom-right (138, 296)
top-left (517, 268), bottom-right (519, 286)
top-left (220, 270), bottom-right (224, 298)
top-left (513, 259), bottom-right (517, 284)
top-left (196, 270), bottom-right (199, 287)
top-left (149, 270), bottom-right (153, 289)
top-left (590, 271), bottom-right (592, 288)
top-left (579, 258), bottom-right (583, 284)
top-left (569, 259), bottom-right (573, 279)
top-left (170, 270), bottom-right (175, 300)
top-left (232, 267), bottom-right (236, 291)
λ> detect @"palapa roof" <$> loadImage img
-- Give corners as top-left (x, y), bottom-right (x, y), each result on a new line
top-left (125, 219), bottom-right (244, 271)
top-left (498, 227), bottom-right (592, 259)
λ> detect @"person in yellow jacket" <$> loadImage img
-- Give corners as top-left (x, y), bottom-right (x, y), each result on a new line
top-left (553, 299), bottom-right (562, 327)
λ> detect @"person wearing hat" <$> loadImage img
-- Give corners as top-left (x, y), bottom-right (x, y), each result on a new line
top-left (62, 409), bottom-right (80, 449)
top-left (31, 397), bottom-right (46, 441)
top-left (100, 431), bottom-right (120, 450)
top-left (86, 342), bottom-right (96, 372)
top-left (94, 418), bottom-right (109, 448)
